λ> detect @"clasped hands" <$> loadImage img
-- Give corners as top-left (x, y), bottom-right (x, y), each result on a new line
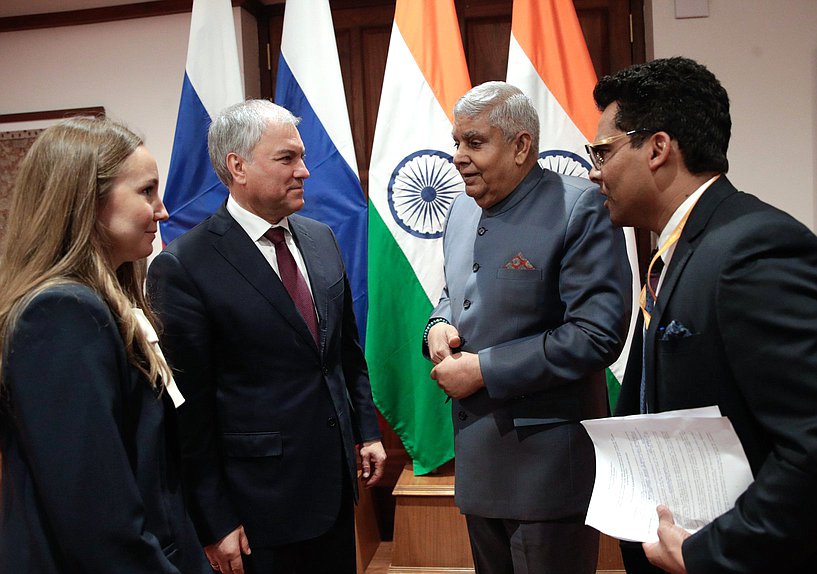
top-left (427, 322), bottom-right (484, 400)
top-left (430, 323), bottom-right (690, 572)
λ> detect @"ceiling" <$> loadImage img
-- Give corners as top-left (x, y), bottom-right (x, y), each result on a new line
top-left (1, 1), bottom-right (154, 18)
top-left (0, 0), bottom-right (280, 19)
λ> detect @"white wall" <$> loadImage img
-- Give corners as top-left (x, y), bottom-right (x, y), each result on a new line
top-left (647, 0), bottom-right (817, 230)
top-left (0, 7), bottom-right (258, 205)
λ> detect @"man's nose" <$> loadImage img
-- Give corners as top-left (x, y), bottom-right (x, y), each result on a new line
top-left (295, 159), bottom-right (310, 180)
top-left (588, 165), bottom-right (602, 185)
top-left (453, 147), bottom-right (467, 168)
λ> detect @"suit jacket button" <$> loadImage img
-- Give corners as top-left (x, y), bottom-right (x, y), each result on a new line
top-left (322, 367), bottom-right (329, 376)
top-left (458, 411), bottom-right (467, 421)
top-left (327, 417), bottom-right (337, 427)
top-left (472, 263), bottom-right (480, 272)
top-left (463, 299), bottom-right (471, 309)
top-left (477, 226), bottom-right (486, 236)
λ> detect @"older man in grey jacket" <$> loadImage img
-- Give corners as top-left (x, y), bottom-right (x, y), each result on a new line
top-left (425, 81), bottom-right (631, 574)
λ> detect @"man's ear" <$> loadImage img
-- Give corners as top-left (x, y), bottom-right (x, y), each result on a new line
top-left (648, 132), bottom-right (672, 170)
top-left (226, 152), bottom-right (247, 185)
top-left (514, 132), bottom-right (533, 166)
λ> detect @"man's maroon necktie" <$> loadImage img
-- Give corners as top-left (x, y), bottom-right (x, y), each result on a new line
top-left (265, 227), bottom-right (319, 346)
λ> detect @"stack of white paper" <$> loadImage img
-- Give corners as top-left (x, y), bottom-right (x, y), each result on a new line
top-left (581, 406), bottom-right (753, 542)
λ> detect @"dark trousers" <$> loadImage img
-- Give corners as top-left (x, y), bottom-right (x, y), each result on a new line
top-left (465, 514), bottom-right (599, 574)
top-left (244, 482), bottom-right (356, 574)
top-left (620, 541), bottom-right (666, 574)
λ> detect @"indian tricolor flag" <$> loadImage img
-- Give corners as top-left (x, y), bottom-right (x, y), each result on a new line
top-left (367, 0), bottom-right (470, 475)
top-left (506, 0), bottom-right (641, 410)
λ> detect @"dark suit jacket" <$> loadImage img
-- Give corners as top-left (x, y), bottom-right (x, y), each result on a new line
top-left (147, 204), bottom-right (380, 548)
top-left (431, 165), bottom-right (632, 520)
top-left (0, 284), bottom-right (207, 574)
top-left (616, 176), bottom-right (817, 573)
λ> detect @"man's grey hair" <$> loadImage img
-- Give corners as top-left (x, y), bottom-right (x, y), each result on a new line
top-left (208, 99), bottom-right (301, 186)
top-left (454, 81), bottom-right (540, 151)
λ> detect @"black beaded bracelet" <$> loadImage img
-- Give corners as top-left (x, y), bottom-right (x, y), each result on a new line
top-left (423, 317), bottom-right (450, 346)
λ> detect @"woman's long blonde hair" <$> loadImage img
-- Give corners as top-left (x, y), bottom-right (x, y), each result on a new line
top-left (0, 117), bottom-right (167, 389)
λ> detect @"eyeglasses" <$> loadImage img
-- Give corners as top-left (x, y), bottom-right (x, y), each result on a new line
top-left (585, 129), bottom-right (655, 170)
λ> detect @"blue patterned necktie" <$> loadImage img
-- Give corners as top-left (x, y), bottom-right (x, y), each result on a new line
top-left (640, 254), bottom-right (664, 413)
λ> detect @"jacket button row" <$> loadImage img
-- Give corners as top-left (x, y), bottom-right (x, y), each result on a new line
top-left (477, 227), bottom-right (486, 236)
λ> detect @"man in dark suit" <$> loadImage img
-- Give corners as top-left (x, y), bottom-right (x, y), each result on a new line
top-left (147, 100), bottom-right (385, 574)
top-left (588, 57), bottom-right (817, 573)
top-left (425, 81), bottom-right (632, 573)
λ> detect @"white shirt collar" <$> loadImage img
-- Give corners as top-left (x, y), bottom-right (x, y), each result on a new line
top-left (656, 175), bottom-right (720, 258)
top-left (226, 195), bottom-right (291, 241)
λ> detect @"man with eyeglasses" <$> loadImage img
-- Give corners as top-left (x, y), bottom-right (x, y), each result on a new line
top-left (588, 57), bottom-right (817, 574)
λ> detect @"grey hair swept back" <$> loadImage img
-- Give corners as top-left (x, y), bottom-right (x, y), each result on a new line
top-left (454, 81), bottom-right (539, 151)
top-left (208, 99), bottom-right (301, 186)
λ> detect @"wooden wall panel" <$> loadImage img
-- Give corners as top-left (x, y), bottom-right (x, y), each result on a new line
top-left (357, 25), bottom-right (392, 181)
top-left (262, 0), bottom-right (643, 187)
top-left (463, 17), bottom-right (512, 87)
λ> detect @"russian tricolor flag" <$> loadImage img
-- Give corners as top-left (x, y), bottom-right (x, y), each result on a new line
top-left (161, 0), bottom-right (244, 246)
top-left (274, 0), bottom-right (368, 344)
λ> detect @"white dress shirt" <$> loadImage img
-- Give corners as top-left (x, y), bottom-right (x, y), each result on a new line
top-left (226, 196), bottom-right (318, 318)
top-left (653, 175), bottom-right (720, 295)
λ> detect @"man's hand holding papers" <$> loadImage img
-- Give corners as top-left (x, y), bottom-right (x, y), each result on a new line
top-left (580, 406), bottom-right (753, 546)
top-left (642, 505), bottom-right (691, 573)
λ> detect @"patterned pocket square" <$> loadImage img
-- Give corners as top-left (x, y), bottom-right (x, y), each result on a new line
top-left (503, 252), bottom-right (536, 270)
top-left (660, 320), bottom-right (694, 341)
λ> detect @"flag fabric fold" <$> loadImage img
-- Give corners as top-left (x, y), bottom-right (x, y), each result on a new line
top-left (161, 0), bottom-right (244, 246)
top-left (275, 0), bottom-right (368, 342)
top-left (367, 0), bottom-right (471, 475)
top-left (506, 0), bottom-right (641, 410)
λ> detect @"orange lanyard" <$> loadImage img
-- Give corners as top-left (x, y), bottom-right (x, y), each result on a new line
top-left (639, 199), bottom-right (699, 329)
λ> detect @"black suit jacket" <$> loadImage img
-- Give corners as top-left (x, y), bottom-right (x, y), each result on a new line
top-left (616, 176), bottom-right (817, 573)
top-left (0, 284), bottom-right (207, 573)
top-left (147, 204), bottom-right (380, 548)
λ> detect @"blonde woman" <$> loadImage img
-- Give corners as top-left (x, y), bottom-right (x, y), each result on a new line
top-left (0, 117), bottom-right (208, 573)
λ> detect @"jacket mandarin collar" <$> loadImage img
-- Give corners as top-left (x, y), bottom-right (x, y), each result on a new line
top-left (484, 164), bottom-right (544, 217)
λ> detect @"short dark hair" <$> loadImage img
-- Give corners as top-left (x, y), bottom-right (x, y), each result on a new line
top-left (593, 57), bottom-right (731, 174)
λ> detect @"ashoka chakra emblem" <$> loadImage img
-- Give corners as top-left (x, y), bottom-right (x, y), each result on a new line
top-left (539, 149), bottom-right (592, 178)
top-left (388, 150), bottom-right (464, 239)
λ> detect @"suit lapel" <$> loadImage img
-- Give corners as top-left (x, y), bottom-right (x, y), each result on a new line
top-left (289, 217), bottom-right (327, 356)
top-left (208, 205), bottom-right (320, 356)
top-left (643, 239), bottom-right (692, 410)
top-left (643, 176), bottom-right (738, 411)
